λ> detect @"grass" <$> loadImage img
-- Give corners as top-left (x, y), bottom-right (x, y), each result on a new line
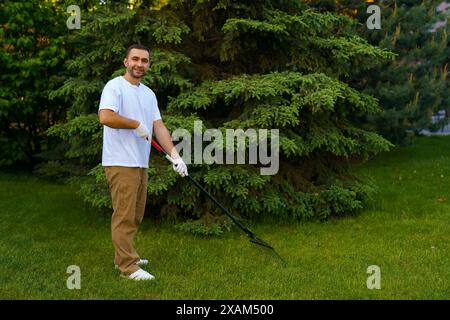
top-left (0, 136), bottom-right (449, 299)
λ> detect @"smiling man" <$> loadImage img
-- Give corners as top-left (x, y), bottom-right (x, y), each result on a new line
top-left (98, 44), bottom-right (188, 281)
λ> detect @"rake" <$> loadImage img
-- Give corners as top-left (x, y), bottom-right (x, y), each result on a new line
top-left (150, 139), bottom-right (286, 266)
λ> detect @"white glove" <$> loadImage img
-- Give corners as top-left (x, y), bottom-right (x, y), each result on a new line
top-left (135, 122), bottom-right (149, 139)
top-left (172, 157), bottom-right (188, 177)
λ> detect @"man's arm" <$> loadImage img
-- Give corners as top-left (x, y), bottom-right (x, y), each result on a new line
top-left (98, 109), bottom-right (139, 129)
top-left (153, 119), bottom-right (180, 158)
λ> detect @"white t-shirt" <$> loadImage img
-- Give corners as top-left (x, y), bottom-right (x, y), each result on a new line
top-left (99, 76), bottom-right (161, 168)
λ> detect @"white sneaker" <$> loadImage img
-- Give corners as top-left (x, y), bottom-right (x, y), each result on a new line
top-left (121, 269), bottom-right (155, 281)
top-left (115, 259), bottom-right (149, 269)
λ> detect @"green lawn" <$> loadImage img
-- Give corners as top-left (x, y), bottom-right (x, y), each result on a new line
top-left (0, 136), bottom-right (449, 299)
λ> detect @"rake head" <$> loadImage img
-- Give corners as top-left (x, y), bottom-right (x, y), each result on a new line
top-left (248, 235), bottom-right (287, 267)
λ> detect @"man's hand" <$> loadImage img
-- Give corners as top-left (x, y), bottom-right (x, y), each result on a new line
top-left (153, 119), bottom-right (188, 177)
top-left (172, 157), bottom-right (188, 177)
top-left (135, 122), bottom-right (150, 139)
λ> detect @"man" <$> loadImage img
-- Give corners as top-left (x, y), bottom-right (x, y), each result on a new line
top-left (98, 44), bottom-right (187, 281)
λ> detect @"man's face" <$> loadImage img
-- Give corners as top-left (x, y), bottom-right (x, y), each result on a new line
top-left (124, 48), bottom-right (150, 79)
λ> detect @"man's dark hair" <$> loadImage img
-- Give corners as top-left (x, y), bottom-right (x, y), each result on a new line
top-left (125, 44), bottom-right (150, 58)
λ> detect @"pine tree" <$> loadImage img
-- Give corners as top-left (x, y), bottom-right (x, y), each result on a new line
top-left (308, 0), bottom-right (450, 144)
top-left (0, 0), bottom-right (68, 166)
top-left (370, 0), bottom-right (449, 142)
top-left (48, 0), bottom-right (394, 231)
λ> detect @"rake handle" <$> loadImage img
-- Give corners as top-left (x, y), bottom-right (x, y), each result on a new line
top-left (150, 139), bottom-right (271, 246)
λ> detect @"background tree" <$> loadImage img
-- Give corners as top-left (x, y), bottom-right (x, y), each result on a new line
top-left (307, 0), bottom-right (450, 144)
top-left (0, 0), bottom-right (69, 167)
top-left (46, 0), bottom-right (394, 233)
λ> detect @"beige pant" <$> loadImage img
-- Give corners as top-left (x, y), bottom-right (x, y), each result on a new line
top-left (104, 166), bottom-right (148, 275)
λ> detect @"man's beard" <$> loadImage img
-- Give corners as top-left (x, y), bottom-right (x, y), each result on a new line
top-left (128, 67), bottom-right (145, 79)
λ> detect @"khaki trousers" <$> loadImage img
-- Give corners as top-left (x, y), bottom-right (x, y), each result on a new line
top-left (104, 166), bottom-right (148, 275)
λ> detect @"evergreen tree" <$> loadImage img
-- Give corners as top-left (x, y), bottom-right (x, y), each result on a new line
top-left (48, 0), bottom-right (393, 231)
top-left (0, 0), bottom-right (68, 167)
top-left (308, 0), bottom-right (450, 144)
top-left (370, 0), bottom-right (449, 142)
